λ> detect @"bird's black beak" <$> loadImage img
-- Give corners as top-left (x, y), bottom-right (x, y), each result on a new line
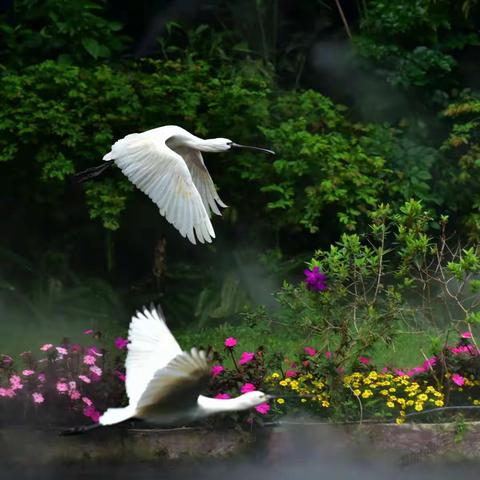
top-left (231, 143), bottom-right (275, 155)
top-left (265, 394), bottom-right (277, 400)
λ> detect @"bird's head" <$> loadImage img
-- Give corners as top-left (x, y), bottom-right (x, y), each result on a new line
top-left (199, 138), bottom-right (275, 155)
top-left (239, 390), bottom-right (273, 408)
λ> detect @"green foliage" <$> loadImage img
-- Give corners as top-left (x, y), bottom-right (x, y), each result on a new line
top-left (0, 0), bottom-right (127, 66)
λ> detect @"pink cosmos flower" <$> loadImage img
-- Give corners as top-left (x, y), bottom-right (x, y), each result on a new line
top-left (70, 344), bottom-right (82, 353)
top-left (89, 365), bottom-right (102, 376)
top-left (114, 337), bottom-right (129, 350)
top-left (0, 388), bottom-right (15, 398)
top-left (32, 392), bottom-right (44, 404)
top-left (285, 369), bottom-right (297, 378)
top-left (38, 373), bottom-right (46, 383)
top-left (115, 370), bottom-right (126, 382)
top-left (83, 405), bottom-right (100, 423)
top-left (240, 383), bottom-right (256, 393)
top-left (304, 347), bottom-right (316, 356)
top-left (56, 382), bottom-right (68, 393)
top-left (22, 369), bottom-right (34, 376)
top-left (83, 329), bottom-right (93, 335)
top-left (87, 346), bottom-right (102, 357)
top-left (394, 369), bottom-right (406, 376)
top-left (452, 373), bottom-right (465, 386)
top-left (255, 402), bottom-right (270, 415)
top-left (224, 337), bottom-right (237, 348)
top-left (83, 355), bottom-right (96, 365)
top-left (82, 396), bottom-right (93, 406)
top-left (10, 375), bottom-right (23, 390)
top-left (70, 390), bottom-right (81, 400)
top-left (324, 351), bottom-right (332, 360)
top-left (422, 357), bottom-right (437, 370)
top-left (56, 346), bottom-right (68, 355)
top-left (239, 352), bottom-right (254, 365)
top-left (211, 365), bottom-right (225, 377)
top-left (381, 367), bottom-right (389, 374)
top-left (461, 331), bottom-right (472, 339)
top-left (358, 356), bottom-right (370, 365)
top-left (215, 393), bottom-right (231, 399)
top-left (40, 344), bottom-right (53, 352)
top-left (78, 375), bottom-right (91, 384)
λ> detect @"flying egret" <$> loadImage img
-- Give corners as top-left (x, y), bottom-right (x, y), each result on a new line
top-left (62, 304), bottom-right (272, 434)
top-left (75, 125), bottom-right (275, 244)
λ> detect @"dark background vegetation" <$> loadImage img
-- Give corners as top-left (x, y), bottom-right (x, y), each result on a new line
top-left (1, 0), bottom-right (480, 349)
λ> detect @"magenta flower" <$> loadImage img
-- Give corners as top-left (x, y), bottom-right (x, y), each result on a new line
top-left (461, 331), bottom-right (472, 339)
top-left (239, 352), bottom-right (255, 365)
top-left (32, 392), bottom-right (44, 404)
top-left (211, 365), bottom-right (225, 377)
top-left (83, 329), bottom-right (93, 335)
top-left (83, 405), bottom-right (100, 423)
top-left (83, 355), bottom-right (96, 366)
top-left (82, 396), bottom-right (93, 406)
top-left (114, 337), bottom-right (129, 350)
top-left (40, 344), bottom-right (53, 352)
top-left (56, 382), bottom-right (68, 393)
top-left (56, 346), bottom-right (68, 355)
top-left (22, 369), bottom-right (34, 376)
top-left (285, 369), bottom-right (297, 378)
top-left (304, 346), bottom-right (316, 356)
top-left (324, 351), bottom-right (332, 360)
top-left (255, 402), bottom-right (270, 415)
top-left (115, 370), bottom-right (126, 382)
top-left (1, 354), bottom-right (13, 366)
top-left (87, 346), bottom-right (102, 357)
top-left (452, 373), bottom-right (465, 386)
top-left (70, 344), bottom-right (82, 353)
top-left (394, 369), bottom-right (406, 376)
top-left (422, 357), bottom-right (437, 369)
top-left (381, 367), bottom-right (389, 374)
top-left (0, 388), bottom-right (15, 398)
top-left (224, 337), bottom-right (237, 348)
top-left (358, 356), bottom-right (370, 365)
top-left (78, 375), bottom-right (91, 384)
top-left (38, 373), bottom-right (46, 383)
top-left (70, 390), bottom-right (81, 400)
top-left (10, 375), bottom-right (23, 390)
top-left (241, 383), bottom-right (256, 393)
top-left (303, 266), bottom-right (327, 292)
top-left (215, 393), bottom-right (231, 399)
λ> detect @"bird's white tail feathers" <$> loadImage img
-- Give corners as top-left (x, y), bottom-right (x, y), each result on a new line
top-left (99, 406), bottom-right (136, 426)
top-left (103, 151), bottom-right (114, 161)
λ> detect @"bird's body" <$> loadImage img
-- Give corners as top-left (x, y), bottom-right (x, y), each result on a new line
top-left (77, 125), bottom-right (274, 245)
top-left (95, 304), bottom-right (271, 429)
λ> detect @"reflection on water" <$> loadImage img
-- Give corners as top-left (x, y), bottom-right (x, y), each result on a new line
top-left (4, 425), bottom-right (480, 480)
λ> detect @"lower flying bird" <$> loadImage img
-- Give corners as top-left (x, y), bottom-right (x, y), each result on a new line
top-left (76, 125), bottom-right (275, 244)
top-left (62, 304), bottom-right (272, 434)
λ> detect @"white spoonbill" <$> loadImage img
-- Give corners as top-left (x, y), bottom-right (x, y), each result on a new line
top-left (63, 304), bottom-right (272, 434)
top-left (76, 125), bottom-right (275, 244)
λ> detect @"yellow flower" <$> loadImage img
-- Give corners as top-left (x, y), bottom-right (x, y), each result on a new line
top-left (271, 372), bottom-right (280, 379)
top-left (353, 389), bottom-right (361, 396)
top-left (417, 394), bottom-right (428, 401)
top-left (322, 400), bottom-right (330, 408)
top-left (279, 380), bottom-right (288, 387)
top-left (301, 398), bottom-right (307, 403)
top-left (380, 389), bottom-right (388, 396)
top-left (276, 398), bottom-right (285, 404)
top-left (387, 401), bottom-right (395, 408)
top-left (414, 403), bottom-right (423, 411)
top-left (396, 417), bottom-right (405, 424)
top-left (361, 390), bottom-right (373, 399)
top-left (434, 400), bottom-right (444, 407)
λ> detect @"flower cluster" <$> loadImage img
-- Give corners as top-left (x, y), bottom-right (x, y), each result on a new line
top-left (303, 266), bottom-right (327, 292)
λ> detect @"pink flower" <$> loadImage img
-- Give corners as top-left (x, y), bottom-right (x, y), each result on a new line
top-left (336, 367), bottom-right (345, 374)
top-left (56, 382), bottom-right (68, 393)
top-left (241, 383), bottom-right (256, 393)
top-left (285, 369), bottom-right (297, 378)
top-left (461, 331), bottom-right (472, 339)
top-left (114, 337), bottom-right (129, 350)
top-left (304, 347), bottom-right (316, 356)
top-left (324, 351), bottom-right (332, 360)
top-left (422, 357), bottom-right (437, 370)
top-left (83, 355), bottom-right (96, 365)
top-left (68, 381), bottom-right (77, 391)
top-left (211, 365), bottom-right (225, 377)
top-left (115, 370), bottom-right (126, 382)
top-left (10, 375), bottom-right (23, 390)
top-left (22, 369), bottom-right (34, 376)
top-left (40, 344), bottom-right (53, 352)
top-left (381, 367), bottom-right (389, 373)
top-left (0, 388), bottom-right (15, 398)
top-left (56, 346), bottom-right (68, 355)
top-left (1, 354), bottom-right (13, 366)
top-left (215, 393), bottom-right (231, 399)
top-left (224, 337), bottom-right (237, 348)
top-left (82, 396), bottom-right (93, 406)
top-left (394, 369), bottom-right (406, 376)
top-left (32, 392), bottom-right (44, 404)
top-left (38, 373), bottom-right (46, 383)
top-left (87, 346), bottom-right (102, 357)
top-left (358, 356), bottom-right (370, 365)
top-left (83, 405), bottom-right (100, 423)
top-left (70, 344), bottom-right (82, 353)
top-left (239, 352), bottom-right (254, 365)
top-left (78, 375), bottom-right (91, 384)
top-left (83, 329), bottom-right (93, 335)
top-left (70, 390), bottom-right (81, 400)
top-left (255, 402), bottom-right (270, 415)
top-left (89, 365), bottom-right (102, 376)
top-left (452, 373), bottom-right (465, 386)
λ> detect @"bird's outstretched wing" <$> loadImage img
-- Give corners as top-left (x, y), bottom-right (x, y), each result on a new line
top-left (136, 348), bottom-right (211, 415)
top-left (125, 304), bottom-right (182, 407)
top-left (112, 135), bottom-right (215, 244)
top-left (181, 149), bottom-right (227, 217)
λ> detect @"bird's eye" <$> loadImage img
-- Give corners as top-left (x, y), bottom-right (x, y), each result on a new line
top-left (227, 141), bottom-right (233, 146)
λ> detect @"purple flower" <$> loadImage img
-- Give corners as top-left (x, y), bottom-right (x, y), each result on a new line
top-left (114, 337), bottom-right (129, 350)
top-left (303, 266), bottom-right (327, 292)
top-left (239, 352), bottom-right (254, 365)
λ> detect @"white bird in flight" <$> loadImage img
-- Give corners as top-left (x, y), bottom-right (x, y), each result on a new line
top-left (63, 304), bottom-right (271, 434)
top-left (76, 125), bottom-right (275, 244)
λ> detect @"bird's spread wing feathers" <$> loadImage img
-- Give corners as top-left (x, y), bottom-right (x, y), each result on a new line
top-left (181, 149), bottom-right (227, 217)
top-left (111, 135), bottom-right (215, 244)
top-left (136, 348), bottom-right (211, 413)
top-left (125, 305), bottom-right (182, 406)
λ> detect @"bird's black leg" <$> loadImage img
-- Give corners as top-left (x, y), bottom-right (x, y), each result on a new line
top-left (59, 423), bottom-right (102, 436)
top-left (74, 162), bottom-right (112, 183)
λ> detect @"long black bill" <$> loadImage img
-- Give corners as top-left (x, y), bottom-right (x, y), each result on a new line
top-left (231, 143), bottom-right (275, 155)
